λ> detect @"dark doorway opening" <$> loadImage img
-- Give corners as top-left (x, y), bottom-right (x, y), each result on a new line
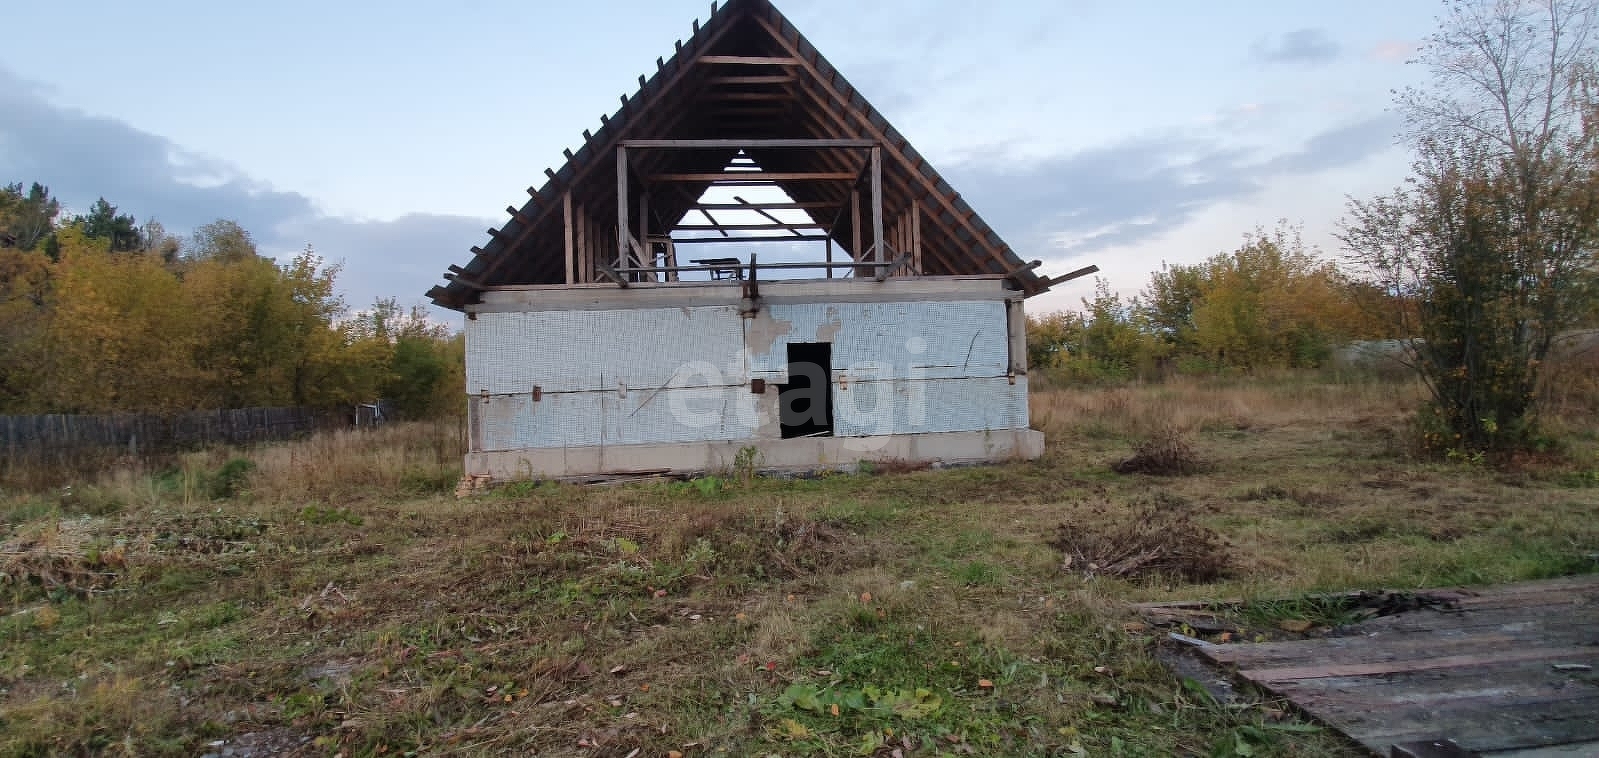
top-left (780, 342), bottom-right (833, 439)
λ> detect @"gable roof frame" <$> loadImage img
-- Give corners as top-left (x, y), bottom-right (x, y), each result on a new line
top-left (429, 0), bottom-right (1061, 311)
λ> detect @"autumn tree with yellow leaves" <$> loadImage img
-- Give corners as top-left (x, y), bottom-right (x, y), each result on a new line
top-left (0, 201), bottom-right (463, 419)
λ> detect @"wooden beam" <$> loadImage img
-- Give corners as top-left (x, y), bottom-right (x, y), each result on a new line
top-left (701, 106), bottom-right (789, 115)
top-left (443, 272), bottom-right (487, 289)
top-left (660, 236), bottom-right (679, 282)
top-left (850, 188), bottom-right (861, 263)
top-left (647, 172), bottom-right (855, 182)
top-left (698, 55), bottom-right (799, 65)
top-left (675, 223), bottom-right (822, 232)
top-left (622, 138), bottom-right (875, 150)
top-left (595, 259), bottom-right (628, 288)
top-left (692, 201), bottom-right (833, 210)
top-left (616, 146), bottom-right (628, 270)
top-left (691, 180), bottom-right (825, 188)
top-left (912, 199), bottom-right (922, 275)
top-left (1003, 260), bottom-right (1044, 279)
top-left (1044, 265), bottom-right (1100, 288)
top-left (734, 195), bottom-right (805, 237)
top-left (698, 209), bottom-right (732, 238)
top-left (698, 92), bottom-right (793, 102)
top-left (875, 254), bottom-right (912, 282)
top-left (575, 202), bottom-right (588, 284)
top-left (638, 190), bottom-right (651, 280)
top-left (569, 191), bottom-right (582, 286)
top-left (705, 75), bottom-right (798, 85)
top-left (871, 146), bottom-right (884, 264)
top-left (672, 235), bottom-right (831, 243)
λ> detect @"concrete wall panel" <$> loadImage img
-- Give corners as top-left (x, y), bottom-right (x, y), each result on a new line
top-left (467, 306), bottom-right (745, 395)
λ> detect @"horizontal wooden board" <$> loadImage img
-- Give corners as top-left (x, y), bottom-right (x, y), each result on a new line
top-left (1193, 574), bottom-right (1599, 756)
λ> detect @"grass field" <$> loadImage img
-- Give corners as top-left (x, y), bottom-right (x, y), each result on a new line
top-left (3, 375), bottom-right (1598, 757)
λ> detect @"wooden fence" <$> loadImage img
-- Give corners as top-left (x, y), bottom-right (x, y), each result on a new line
top-left (1, 407), bottom-right (341, 484)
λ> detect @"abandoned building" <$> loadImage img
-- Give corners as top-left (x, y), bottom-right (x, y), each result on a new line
top-left (428, 0), bottom-right (1092, 481)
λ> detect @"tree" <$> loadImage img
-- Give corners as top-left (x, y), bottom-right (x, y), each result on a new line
top-left (1341, 0), bottom-right (1599, 453)
top-left (0, 183), bottom-right (61, 252)
top-left (74, 198), bottom-right (140, 252)
top-left (1026, 280), bottom-right (1164, 383)
top-left (1189, 225), bottom-right (1377, 370)
top-left (1137, 224), bottom-right (1384, 372)
top-left (343, 297), bottom-right (462, 417)
top-left (184, 219), bottom-right (259, 263)
top-left (0, 245), bottom-right (54, 411)
top-left (36, 228), bottom-right (197, 413)
top-left (137, 219), bottom-right (181, 261)
top-left (1142, 261), bottom-right (1205, 351)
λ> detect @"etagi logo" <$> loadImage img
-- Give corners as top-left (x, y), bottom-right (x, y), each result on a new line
top-left (665, 337), bottom-right (931, 451)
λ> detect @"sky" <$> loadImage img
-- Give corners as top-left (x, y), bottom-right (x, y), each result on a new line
top-left (0, 0), bottom-right (1443, 319)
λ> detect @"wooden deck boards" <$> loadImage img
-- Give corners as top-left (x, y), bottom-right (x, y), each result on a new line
top-left (1193, 575), bottom-right (1599, 756)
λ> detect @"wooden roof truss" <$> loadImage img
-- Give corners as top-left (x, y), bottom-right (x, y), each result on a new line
top-left (429, 0), bottom-right (1091, 310)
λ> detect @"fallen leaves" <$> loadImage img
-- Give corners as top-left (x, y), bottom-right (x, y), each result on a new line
top-left (1277, 618), bottom-right (1314, 633)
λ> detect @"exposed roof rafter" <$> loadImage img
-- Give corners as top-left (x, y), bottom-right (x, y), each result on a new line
top-left (428, 0), bottom-right (1051, 311)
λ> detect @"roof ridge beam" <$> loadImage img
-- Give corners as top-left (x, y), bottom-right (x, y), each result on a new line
top-left (622, 138), bottom-right (875, 149)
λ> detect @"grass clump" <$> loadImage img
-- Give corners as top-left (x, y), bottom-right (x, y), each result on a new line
top-left (1114, 426), bottom-right (1208, 476)
top-left (1052, 498), bottom-right (1232, 583)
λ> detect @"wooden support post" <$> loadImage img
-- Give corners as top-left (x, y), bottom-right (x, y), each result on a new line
top-left (870, 146), bottom-right (884, 265)
top-left (850, 188), bottom-right (861, 267)
top-left (638, 191), bottom-right (651, 280)
top-left (576, 203), bottom-right (589, 283)
top-left (664, 238), bottom-right (678, 282)
top-left (616, 146), bottom-right (629, 270)
top-left (895, 214), bottom-right (905, 269)
top-left (826, 237), bottom-right (834, 279)
top-left (569, 191), bottom-right (582, 286)
top-left (912, 199), bottom-right (922, 275)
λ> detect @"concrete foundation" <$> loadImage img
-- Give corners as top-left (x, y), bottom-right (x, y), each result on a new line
top-left (465, 428), bottom-right (1044, 481)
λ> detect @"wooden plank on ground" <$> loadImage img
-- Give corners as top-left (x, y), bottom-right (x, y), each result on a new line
top-left (1238, 646), bottom-right (1597, 682)
top-left (1350, 695), bottom-right (1599, 754)
top-left (1485, 741), bottom-right (1599, 756)
top-left (1202, 618), bottom-right (1598, 669)
top-left (1189, 575), bottom-right (1599, 757)
top-left (1269, 656), bottom-right (1599, 714)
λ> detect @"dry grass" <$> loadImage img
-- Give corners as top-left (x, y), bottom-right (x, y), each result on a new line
top-left (28, 419), bottom-right (468, 511)
top-left (1112, 426), bottom-right (1208, 475)
top-left (244, 419), bottom-right (465, 501)
top-left (1, 374), bottom-right (1596, 756)
top-left (1052, 498), bottom-right (1231, 582)
top-left (1029, 372), bottom-right (1419, 441)
top-left (0, 517), bottom-right (123, 593)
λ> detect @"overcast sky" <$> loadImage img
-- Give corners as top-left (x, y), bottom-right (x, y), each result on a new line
top-left (0, 1), bottom-right (1441, 318)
